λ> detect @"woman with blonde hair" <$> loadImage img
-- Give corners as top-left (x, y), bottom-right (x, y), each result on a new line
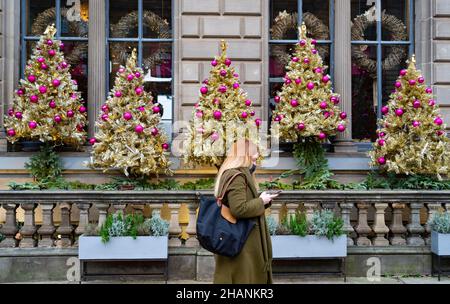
top-left (213, 138), bottom-right (279, 284)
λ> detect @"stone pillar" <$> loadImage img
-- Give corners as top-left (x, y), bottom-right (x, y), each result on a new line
top-left (340, 202), bottom-right (355, 246)
top-left (355, 203), bottom-right (372, 246)
top-left (168, 203), bottom-right (181, 247)
top-left (55, 203), bottom-right (73, 247)
top-left (96, 203), bottom-right (110, 228)
top-left (87, 0), bottom-right (106, 139)
top-left (285, 203), bottom-right (298, 220)
top-left (19, 203), bottom-right (37, 248)
top-left (407, 202), bottom-right (425, 246)
top-left (37, 203), bottom-right (55, 247)
top-left (74, 202), bottom-right (91, 245)
top-left (114, 203), bottom-right (127, 215)
top-left (389, 203), bottom-right (407, 245)
top-left (270, 202), bottom-right (283, 225)
top-left (304, 203), bottom-right (317, 222)
top-left (426, 202), bottom-right (443, 245)
top-left (372, 203), bottom-right (389, 246)
top-left (333, 0), bottom-right (357, 152)
top-left (0, 203), bottom-right (19, 247)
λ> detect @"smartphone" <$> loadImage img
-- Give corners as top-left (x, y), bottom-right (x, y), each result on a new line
top-left (266, 190), bottom-right (282, 195)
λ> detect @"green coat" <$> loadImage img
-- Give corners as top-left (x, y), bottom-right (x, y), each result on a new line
top-left (213, 166), bottom-right (273, 284)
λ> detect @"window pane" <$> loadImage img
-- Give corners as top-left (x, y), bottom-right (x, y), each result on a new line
top-left (268, 82), bottom-right (284, 122)
top-left (109, 42), bottom-right (138, 88)
top-left (351, 44), bottom-right (378, 141)
top-left (351, 0), bottom-right (377, 41)
top-left (143, 0), bottom-right (172, 39)
top-left (61, 0), bottom-right (89, 38)
top-left (382, 0), bottom-right (410, 41)
top-left (382, 45), bottom-right (409, 106)
top-left (303, 0), bottom-right (330, 29)
top-left (25, 0), bottom-right (55, 36)
top-left (142, 43), bottom-right (172, 78)
top-left (145, 82), bottom-right (173, 139)
top-left (109, 0), bottom-right (139, 38)
top-left (270, 0), bottom-right (298, 40)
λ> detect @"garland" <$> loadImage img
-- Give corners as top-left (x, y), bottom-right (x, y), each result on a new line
top-left (110, 10), bottom-right (171, 70)
top-left (270, 11), bottom-right (330, 66)
top-left (351, 10), bottom-right (408, 76)
top-left (31, 7), bottom-right (88, 66)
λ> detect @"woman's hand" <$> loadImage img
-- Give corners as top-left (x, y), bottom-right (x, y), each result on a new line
top-left (259, 191), bottom-right (279, 205)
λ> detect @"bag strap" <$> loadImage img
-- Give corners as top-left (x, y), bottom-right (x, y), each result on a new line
top-left (217, 171), bottom-right (245, 207)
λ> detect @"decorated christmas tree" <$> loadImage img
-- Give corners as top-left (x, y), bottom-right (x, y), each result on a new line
top-left (270, 23), bottom-right (347, 189)
top-left (4, 24), bottom-right (87, 147)
top-left (369, 55), bottom-right (450, 177)
top-left (183, 40), bottom-right (263, 168)
top-left (88, 49), bottom-right (172, 177)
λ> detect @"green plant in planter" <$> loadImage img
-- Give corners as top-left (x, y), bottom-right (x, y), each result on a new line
top-left (25, 144), bottom-right (63, 182)
top-left (287, 211), bottom-right (308, 237)
top-left (266, 216), bottom-right (278, 236)
top-left (310, 209), bottom-right (344, 240)
top-left (144, 211), bottom-right (170, 236)
top-left (430, 212), bottom-right (450, 234)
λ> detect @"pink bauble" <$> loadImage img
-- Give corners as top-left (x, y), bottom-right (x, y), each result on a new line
top-left (135, 125), bottom-right (144, 133)
top-left (315, 67), bottom-right (323, 74)
top-left (233, 83), bottom-right (240, 89)
top-left (330, 96), bottom-right (338, 104)
top-left (394, 81), bottom-right (402, 88)
top-left (211, 60), bottom-right (218, 67)
top-left (297, 123), bottom-right (305, 131)
top-left (409, 79), bottom-right (416, 86)
top-left (196, 111), bottom-right (203, 118)
top-left (49, 100), bottom-right (56, 108)
top-left (241, 112), bottom-right (248, 119)
top-left (320, 101), bottom-right (327, 109)
top-left (28, 121), bottom-right (37, 129)
top-left (378, 139), bottom-right (385, 146)
top-left (291, 99), bottom-right (299, 107)
top-left (219, 85), bottom-right (227, 93)
top-left (48, 50), bottom-right (56, 57)
top-left (379, 132), bottom-right (386, 138)
top-left (255, 118), bottom-right (262, 127)
top-left (76, 124), bottom-right (84, 131)
top-left (437, 130), bottom-right (445, 136)
top-left (274, 115), bottom-right (281, 122)
top-left (274, 96), bottom-right (281, 103)
top-left (37, 57), bottom-right (45, 63)
top-left (67, 110), bottom-right (74, 118)
top-left (7, 129), bottom-right (16, 137)
top-left (295, 78), bottom-right (302, 84)
top-left (135, 87), bottom-right (143, 95)
top-left (118, 67), bottom-right (125, 73)
top-left (127, 74), bottom-right (134, 81)
top-left (292, 57), bottom-right (299, 62)
top-left (123, 112), bottom-right (133, 120)
top-left (220, 70), bottom-right (227, 77)
top-left (322, 75), bottom-right (330, 83)
top-left (101, 104), bottom-right (109, 112)
top-left (285, 78), bottom-right (292, 85)
top-left (399, 69), bottom-right (407, 76)
top-left (311, 39), bottom-right (317, 45)
top-left (318, 132), bottom-right (326, 140)
top-left (47, 39), bottom-right (53, 46)
top-left (429, 99), bottom-right (436, 106)
top-left (151, 128), bottom-right (159, 136)
top-left (59, 42), bottom-right (65, 50)
top-left (418, 76), bottom-right (425, 84)
top-left (307, 82), bottom-right (315, 90)
top-left (434, 117), bottom-right (443, 126)
top-left (41, 63), bottom-right (48, 70)
top-left (17, 89), bottom-right (24, 96)
top-left (213, 98), bottom-right (220, 105)
top-left (378, 157), bottom-right (386, 165)
top-left (15, 112), bottom-right (23, 119)
top-left (194, 103), bottom-right (199, 108)
top-left (413, 100), bottom-right (421, 108)
top-left (412, 120), bottom-right (420, 127)
top-left (250, 110), bottom-right (255, 116)
top-left (303, 58), bottom-right (310, 64)
top-left (381, 106), bottom-right (389, 115)
top-left (101, 114), bottom-right (108, 121)
top-left (162, 143), bottom-right (169, 150)
top-left (89, 138), bottom-right (96, 145)
top-left (202, 79), bottom-right (209, 85)
top-left (340, 112), bottom-right (347, 120)
top-left (245, 99), bottom-right (252, 106)
top-left (200, 86), bottom-right (208, 94)
top-left (225, 58), bottom-right (232, 66)
top-left (337, 125), bottom-right (346, 132)
top-left (152, 106), bottom-right (161, 114)
top-left (395, 108), bottom-right (404, 116)
top-left (211, 132), bottom-right (219, 141)
top-left (312, 49), bottom-right (318, 54)
top-left (39, 86), bottom-right (47, 94)
top-left (30, 95), bottom-right (39, 103)
top-left (426, 88), bottom-right (433, 94)
top-left (299, 40), bottom-right (306, 46)
top-left (60, 61), bottom-right (68, 69)
top-left (73, 80), bottom-right (78, 85)
top-left (233, 73), bottom-right (239, 78)
top-left (52, 79), bottom-right (61, 87)
top-left (213, 111), bottom-right (222, 120)
top-left (323, 112), bottom-right (330, 119)
top-left (138, 106), bottom-right (145, 112)
top-left (135, 72), bottom-right (141, 78)
top-left (79, 106), bottom-right (87, 113)
top-left (28, 75), bottom-right (37, 83)
top-left (54, 115), bottom-right (62, 123)
top-left (115, 91), bottom-right (122, 98)
top-left (7, 109), bottom-right (14, 116)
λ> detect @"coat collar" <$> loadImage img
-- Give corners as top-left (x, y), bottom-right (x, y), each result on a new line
top-left (236, 167), bottom-right (258, 198)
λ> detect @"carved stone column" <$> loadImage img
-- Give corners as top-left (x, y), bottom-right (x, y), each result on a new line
top-left (340, 203), bottom-right (355, 246)
top-left (389, 203), bottom-right (407, 245)
top-left (37, 203), bottom-right (55, 247)
top-left (304, 203), bottom-right (317, 222)
top-left (0, 203), bottom-right (19, 247)
top-left (96, 203), bottom-right (110, 229)
top-left (19, 203), bottom-right (37, 248)
top-left (270, 202), bottom-right (283, 225)
top-left (372, 203), bottom-right (389, 246)
top-left (55, 203), bottom-right (73, 247)
top-left (74, 202), bottom-right (91, 245)
top-left (407, 203), bottom-right (425, 246)
top-left (355, 203), bottom-right (372, 246)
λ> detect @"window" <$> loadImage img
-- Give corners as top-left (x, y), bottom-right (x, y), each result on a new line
top-left (268, 0), bottom-right (334, 128)
top-left (351, 0), bottom-right (414, 142)
top-left (107, 0), bottom-right (174, 139)
top-left (21, 0), bottom-right (89, 104)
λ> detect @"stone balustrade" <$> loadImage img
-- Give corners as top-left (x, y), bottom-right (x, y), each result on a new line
top-left (0, 190), bottom-right (449, 249)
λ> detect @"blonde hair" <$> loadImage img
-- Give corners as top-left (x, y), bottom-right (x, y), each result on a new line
top-left (214, 138), bottom-right (258, 197)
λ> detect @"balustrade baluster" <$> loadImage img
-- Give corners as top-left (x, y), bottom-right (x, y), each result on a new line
top-left (340, 203), bottom-right (355, 246)
top-left (0, 203), bottom-right (19, 248)
top-left (372, 203), bottom-right (389, 246)
top-left (96, 203), bottom-right (110, 229)
top-left (74, 202), bottom-right (91, 245)
top-left (407, 202), bottom-right (425, 246)
top-left (19, 203), bottom-right (37, 248)
top-left (304, 203), bottom-right (317, 222)
top-left (355, 203), bottom-right (372, 246)
top-left (389, 203), bottom-right (406, 245)
top-left (55, 203), bottom-right (73, 247)
top-left (37, 203), bottom-right (55, 247)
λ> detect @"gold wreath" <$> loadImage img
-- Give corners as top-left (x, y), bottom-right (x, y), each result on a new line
top-left (31, 7), bottom-right (88, 66)
top-left (351, 10), bottom-right (408, 76)
top-left (110, 10), bottom-right (171, 70)
top-left (270, 11), bottom-right (330, 67)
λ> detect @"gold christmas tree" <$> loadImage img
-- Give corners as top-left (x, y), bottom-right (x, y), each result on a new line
top-left (88, 49), bottom-right (172, 177)
top-left (4, 24), bottom-right (87, 146)
top-left (183, 40), bottom-right (263, 168)
top-left (369, 55), bottom-right (450, 177)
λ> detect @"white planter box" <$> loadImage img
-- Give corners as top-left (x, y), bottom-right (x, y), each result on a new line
top-left (78, 236), bottom-right (168, 260)
top-left (431, 231), bottom-right (450, 256)
top-left (271, 235), bottom-right (347, 259)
